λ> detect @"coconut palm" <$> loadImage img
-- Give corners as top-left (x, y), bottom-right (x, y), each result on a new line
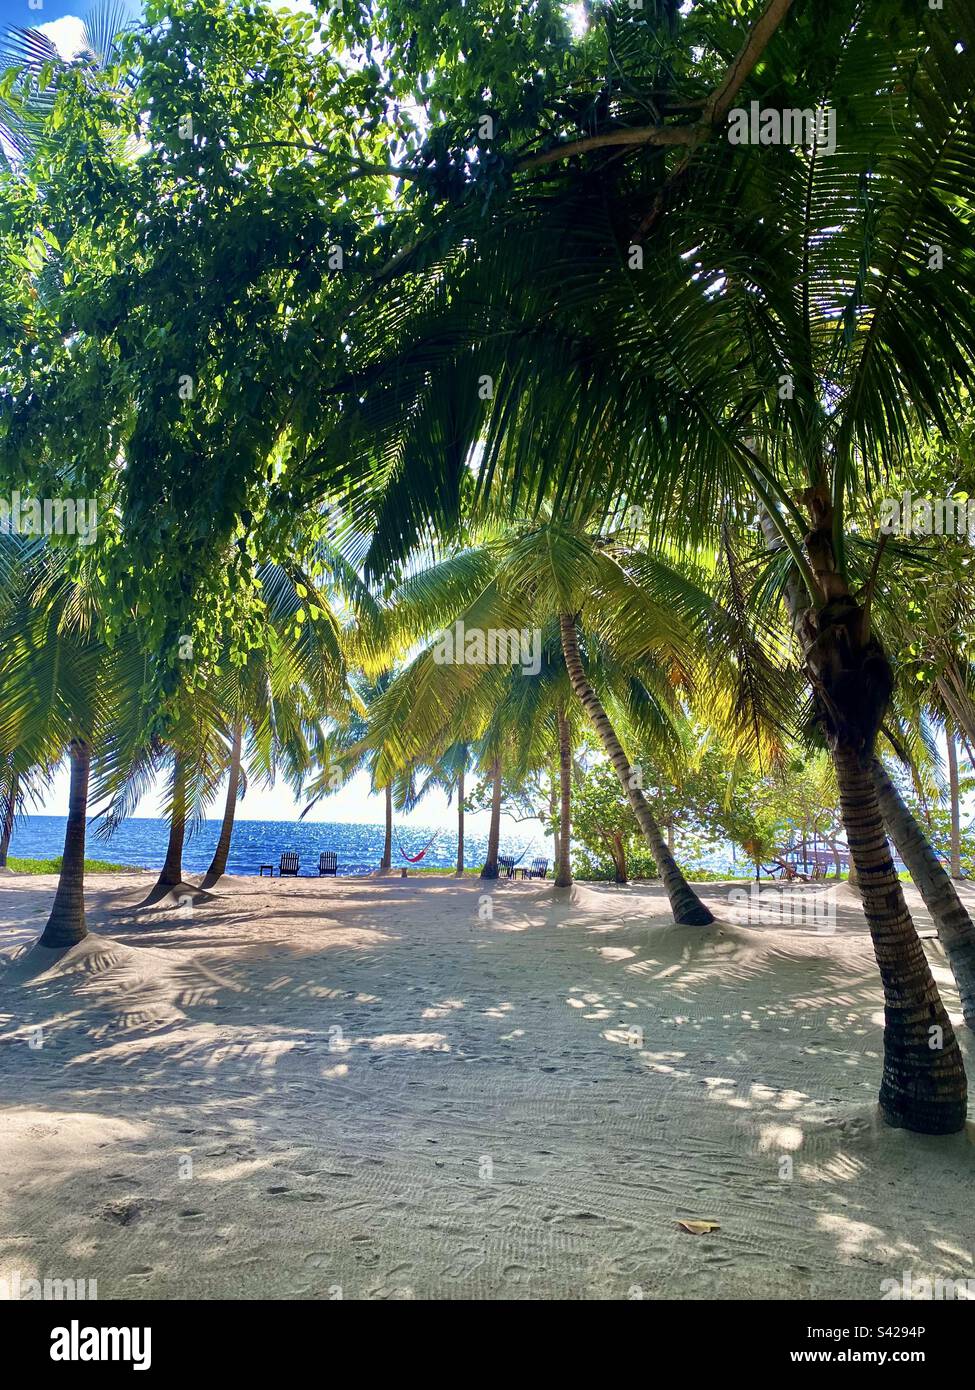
top-left (758, 492), bottom-right (975, 1029)
top-left (89, 547), bottom-right (359, 900)
top-left (314, 0), bottom-right (975, 1133)
top-left (397, 743), bottom-right (472, 874)
top-left (198, 553), bottom-right (362, 887)
top-left (300, 672), bottom-right (398, 868)
top-left (354, 513), bottom-right (789, 915)
top-left (0, 1), bottom-right (136, 169)
top-left (0, 540), bottom-right (147, 947)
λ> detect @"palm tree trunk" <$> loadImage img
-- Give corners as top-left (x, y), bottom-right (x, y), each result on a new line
top-left (156, 759), bottom-right (187, 889)
top-left (480, 759), bottom-right (502, 879)
top-left (39, 741), bottom-right (90, 949)
top-left (558, 612), bottom-right (713, 924)
top-left (762, 494), bottom-right (968, 1129)
top-left (947, 724), bottom-right (962, 879)
top-left (796, 499), bottom-right (967, 1134)
top-left (872, 757), bottom-right (975, 1031)
top-left (834, 745), bottom-right (967, 1132)
top-left (548, 754), bottom-right (559, 869)
top-left (381, 784), bottom-right (392, 869)
top-left (0, 769), bottom-right (18, 868)
top-left (456, 765), bottom-right (465, 875)
top-left (555, 707), bottom-right (572, 888)
top-left (201, 724), bottom-right (243, 889)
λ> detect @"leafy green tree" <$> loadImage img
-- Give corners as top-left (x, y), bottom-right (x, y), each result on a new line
top-left (571, 761), bottom-right (656, 883)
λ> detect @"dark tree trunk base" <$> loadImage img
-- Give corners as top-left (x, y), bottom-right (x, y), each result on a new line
top-left (137, 882), bottom-right (217, 910)
top-left (39, 741), bottom-right (91, 949)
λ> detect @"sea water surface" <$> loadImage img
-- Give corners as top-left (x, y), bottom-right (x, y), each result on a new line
top-left (8, 816), bottom-right (545, 878)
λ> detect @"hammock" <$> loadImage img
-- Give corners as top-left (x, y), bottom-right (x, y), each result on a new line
top-left (397, 829), bottom-right (440, 863)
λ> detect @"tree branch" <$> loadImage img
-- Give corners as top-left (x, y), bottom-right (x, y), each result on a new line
top-left (700, 0), bottom-right (795, 126)
top-left (514, 0), bottom-right (794, 173)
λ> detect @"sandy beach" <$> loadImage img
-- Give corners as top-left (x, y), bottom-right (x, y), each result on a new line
top-left (1, 872), bottom-right (973, 1301)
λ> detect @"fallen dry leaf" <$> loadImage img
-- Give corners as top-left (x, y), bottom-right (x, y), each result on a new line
top-left (677, 1219), bottom-right (721, 1235)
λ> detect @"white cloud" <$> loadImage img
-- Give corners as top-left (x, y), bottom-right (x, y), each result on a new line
top-left (37, 16), bottom-right (88, 60)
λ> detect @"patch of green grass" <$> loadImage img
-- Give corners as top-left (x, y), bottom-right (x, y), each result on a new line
top-left (5, 856), bottom-right (130, 875)
top-left (401, 865), bottom-right (480, 876)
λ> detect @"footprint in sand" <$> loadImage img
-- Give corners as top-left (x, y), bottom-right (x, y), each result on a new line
top-left (100, 1199), bottom-right (145, 1227)
top-left (442, 1247), bottom-right (484, 1279)
top-left (351, 1243), bottom-right (380, 1267)
top-left (304, 1252), bottom-right (340, 1270)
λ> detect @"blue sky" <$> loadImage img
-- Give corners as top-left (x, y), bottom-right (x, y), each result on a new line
top-left (0, 0), bottom-right (141, 45)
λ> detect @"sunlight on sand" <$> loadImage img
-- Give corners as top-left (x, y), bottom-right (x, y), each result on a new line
top-left (0, 871), bottom-right (972, 1300)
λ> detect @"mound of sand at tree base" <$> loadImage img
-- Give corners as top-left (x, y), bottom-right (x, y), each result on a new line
top-left (0, 870), bottom-right (973, 1301)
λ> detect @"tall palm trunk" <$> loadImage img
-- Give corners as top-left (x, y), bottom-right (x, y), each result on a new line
top-left (381, 784), bottom-right (392, 869)
top-left (833, 746), bottom-right (967, 1132)
top-left (872, 758), bottom-right (975, 1031)
top-left (947, 724), bottom-right (962, 879)
top-left (798, 499), bottom-right (967, 1134)
top-left (201, 723), bottom-right (243, 888)
top-left (555, 707), bottom-right (573, 888)
top-left (156, 759), bottom-right (188, 889)
top-left (39, 741), bottom-right (90, 949)
top-left (558, 612), bottom-right (713, 924)
top-left (548, 754), bottom-right (559, 869)
top-left (455, 765), bottom-right (465, 875)
top-left (762, 495), bottom-right (968, 1128)
top-left (480, 759), bottom-right (503, 879)
top-left (0, 769), bottom-right (18, 869)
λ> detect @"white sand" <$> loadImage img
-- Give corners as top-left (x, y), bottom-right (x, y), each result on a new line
top-left (0, 870), bottom-right (973, 1300)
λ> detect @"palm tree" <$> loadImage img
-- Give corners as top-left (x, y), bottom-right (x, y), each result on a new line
top-left (0, 1), bottom-right (135, 169)
top-left (480, 756), bottom-right (504, 880)
top-left (871, 757), bottom-right (975, 1031)
top-left (353, 516), bottom-right (781, 917)
top-left (0, 768), bottom-right (16, 869)
top-left (0, 542), bottom-right (145, 948)
top-left (758, 501), bottom-right (975, 1030)
top-left (92, 673), bottom-right (228, 909)
top-left (397, 743), bottom-right (472, 874)
top-left (201, 723), bottom-right (244, 889)
top-left (320, 1), bottom-right (975, 1133)
top-left (554, 705), bottom-right (572, 889)
top-left (301, 672), bottom-right (394, 866)
top-left (198, 553), bottom-right (359, 887)
top-left (558, 610), bottom-right (707, 919)
top-left (87, 541), bottom-right (361, 902)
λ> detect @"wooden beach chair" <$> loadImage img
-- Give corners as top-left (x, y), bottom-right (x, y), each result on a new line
top-left (278, 852), bottom-right (300, 877)
top-left (526, 857), bottom-right (549, 880)
top-left (497, 855), bottom-right (516, 879)
top-left (318, 851), bottom-right (338, 877)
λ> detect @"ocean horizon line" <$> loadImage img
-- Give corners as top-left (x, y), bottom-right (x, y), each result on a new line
top-left (7, 814), bottom-right (547, 878)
